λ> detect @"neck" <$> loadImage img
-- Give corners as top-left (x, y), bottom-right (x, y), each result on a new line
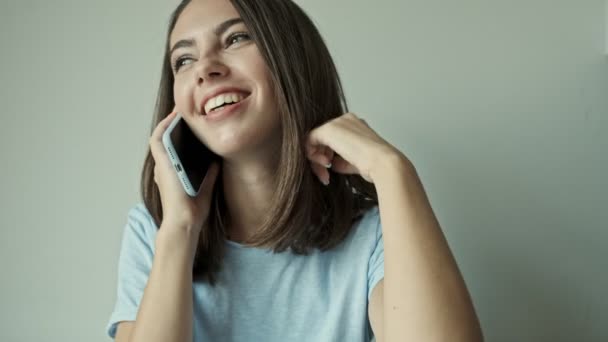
top-left (221, 155), bottom-right (278, 243)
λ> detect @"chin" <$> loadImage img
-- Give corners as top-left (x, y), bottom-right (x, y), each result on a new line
top-left (206, 132), bottom-right (261, 159)
top-left (209, 130), bottom-right (281, 163)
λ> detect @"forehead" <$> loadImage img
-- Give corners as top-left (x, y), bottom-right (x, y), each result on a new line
top-left (170, 0), bottom-right (240, 45)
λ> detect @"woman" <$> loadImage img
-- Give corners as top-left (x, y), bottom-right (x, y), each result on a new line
top-left (106, 0), bottom-right (483, 341)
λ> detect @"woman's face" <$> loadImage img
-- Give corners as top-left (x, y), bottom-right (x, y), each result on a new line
top-left (169, 0), bottom-right (281, 159)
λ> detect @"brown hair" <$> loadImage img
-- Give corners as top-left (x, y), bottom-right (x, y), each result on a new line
top-left (141, 0), bottom-right (378, 285)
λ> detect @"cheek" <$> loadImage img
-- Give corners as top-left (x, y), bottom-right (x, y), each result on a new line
top-left (172, 78), bottom-right (192, 110)
top-left (246, 52), bottom-right (274, 95)
top-left (255, 70), bottom-right (277, 109)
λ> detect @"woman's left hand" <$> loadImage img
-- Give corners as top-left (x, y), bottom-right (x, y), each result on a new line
top-left (305, 112), bottom-right (409, 185)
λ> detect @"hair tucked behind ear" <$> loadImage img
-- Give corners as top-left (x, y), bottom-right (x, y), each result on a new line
top-left (140, 0), bottom-right (378, 285)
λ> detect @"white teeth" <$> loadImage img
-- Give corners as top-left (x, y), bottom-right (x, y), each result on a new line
top-left (214, 96), bottom-right (223, 109)
top-left (204, 92), bottom-right (245, 114)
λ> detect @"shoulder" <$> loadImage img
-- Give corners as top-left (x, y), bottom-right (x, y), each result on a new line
top-left (353, 205), bottom-right (381, 239)
top-left (126, 203), bottom-right (155, 224)
top-left (331, 205), bottom-right (381, 252)
top-left (121, 202), bottom-right (159, 250)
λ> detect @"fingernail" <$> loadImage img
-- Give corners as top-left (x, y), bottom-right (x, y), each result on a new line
top-left (324, 163), bottom-right (332, 169)
top-left (322, 178), bottom-right (330, 186)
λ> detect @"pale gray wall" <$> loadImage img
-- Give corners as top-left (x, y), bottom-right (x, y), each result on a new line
top-left (0, 0), bottom-right (606, 341)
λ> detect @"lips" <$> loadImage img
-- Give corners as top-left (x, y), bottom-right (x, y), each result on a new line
top-left (205, 92), bottom-right (248, 114)
top-left (200, 87), bottom-right (251, 115)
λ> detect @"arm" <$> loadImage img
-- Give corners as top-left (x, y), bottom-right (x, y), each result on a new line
top-left (303, 112), bottom-right (483, 341)
top-left (124, 226), bottom-right (199, 342)
top-left (373, 155), bottom-right (483, 342)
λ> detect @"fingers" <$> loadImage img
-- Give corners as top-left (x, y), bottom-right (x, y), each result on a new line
top-left (306, 143), bottom-right (335, 185)
top-left (149, 111), bottom-right (178, 165)
top-left (308, 154), bottom-right (359, 185)
top-left (306, 144), bottom-right (333, 168)
top-left (310, 161), bottom-right (330, 186)
top-left (325, 147), bottom-right (335, 167)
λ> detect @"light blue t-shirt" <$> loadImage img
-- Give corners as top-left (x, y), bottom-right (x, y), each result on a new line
top-left (106, 203), bottom-right (385, 341)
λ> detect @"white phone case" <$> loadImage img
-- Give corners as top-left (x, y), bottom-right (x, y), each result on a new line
top-left (161, 113), bottom-right (199, 197)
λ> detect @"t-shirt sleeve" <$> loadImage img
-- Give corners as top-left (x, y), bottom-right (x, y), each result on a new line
top-left (367, 208), bottom-right (384, 301)
top-left (106, 204), bottom-right (156, 339)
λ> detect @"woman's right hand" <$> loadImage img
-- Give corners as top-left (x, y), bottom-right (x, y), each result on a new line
top-left (148, 110), bottom-right (221, 235)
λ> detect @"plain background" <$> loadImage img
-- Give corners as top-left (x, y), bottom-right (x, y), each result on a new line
top-left (1, 0), bottom-right (606, 341)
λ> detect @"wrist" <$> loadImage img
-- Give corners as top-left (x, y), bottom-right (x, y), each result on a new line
top-left (370, 149), bottom-right (414, 184)
top-left (155, 224), bottom-right (201, 263)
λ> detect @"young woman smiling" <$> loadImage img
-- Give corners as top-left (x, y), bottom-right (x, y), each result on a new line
top-left (106, 1), bottom-right (483, 341)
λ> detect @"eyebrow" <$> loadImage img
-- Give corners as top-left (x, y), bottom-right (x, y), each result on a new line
top-left (169, 18), bottom-right (244, 57)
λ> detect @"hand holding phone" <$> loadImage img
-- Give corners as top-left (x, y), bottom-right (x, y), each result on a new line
top-left (162, 112), bottom-right (219, 197)
top-left (148, 111), bottom-right (220, 232)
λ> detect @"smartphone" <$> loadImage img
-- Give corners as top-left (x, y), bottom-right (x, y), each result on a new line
top-left (161, 112), bottom-right (218, 197)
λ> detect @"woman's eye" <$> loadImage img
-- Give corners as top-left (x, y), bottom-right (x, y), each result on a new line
top-left (173, 57), bottom-right (193, 72)
top-left (172, 33), bottom-right (250, 72)
top-left (226, 32), bottom-right (251, 47)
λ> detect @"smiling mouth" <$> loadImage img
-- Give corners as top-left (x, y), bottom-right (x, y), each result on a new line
top-left (204, 92), bottom-right (251, 115)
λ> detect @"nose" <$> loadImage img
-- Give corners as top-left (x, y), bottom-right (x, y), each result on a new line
top-left (195, 57), bottom-right (229, 85)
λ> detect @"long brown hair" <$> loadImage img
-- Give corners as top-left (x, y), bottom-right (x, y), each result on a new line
top-left (141, 0), bottom-right (378, 285)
